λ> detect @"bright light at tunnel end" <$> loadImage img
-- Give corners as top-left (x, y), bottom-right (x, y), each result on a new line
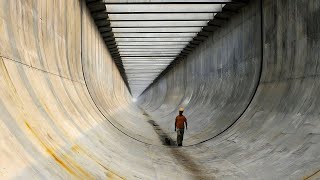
top-left (132, 98), bottom-right (137, 102)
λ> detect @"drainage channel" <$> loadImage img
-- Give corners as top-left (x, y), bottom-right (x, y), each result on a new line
top-left (143, 112), bottom-right (214, 179)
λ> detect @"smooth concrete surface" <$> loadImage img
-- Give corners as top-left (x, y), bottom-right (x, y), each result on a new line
top-left (139, 0), bottom-right (261, 146)
top-left (0, 0), bottom-right (319, 180)
top-left (139, 0), bottom-right (320, 179)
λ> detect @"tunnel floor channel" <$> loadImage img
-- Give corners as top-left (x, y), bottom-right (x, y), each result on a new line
top-left (144, 112), bottom-right (214, 180)
top-left (148, 119), bottom-right (175, 146)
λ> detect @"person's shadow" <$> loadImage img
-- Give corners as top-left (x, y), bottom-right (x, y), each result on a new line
top-left (146, 118), bottom-right (214, 179)
top-left (148, 120), bottom-right (176, 146)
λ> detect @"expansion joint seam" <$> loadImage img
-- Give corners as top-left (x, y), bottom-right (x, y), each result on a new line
top-left (0, 55), bottom-right (84, 84)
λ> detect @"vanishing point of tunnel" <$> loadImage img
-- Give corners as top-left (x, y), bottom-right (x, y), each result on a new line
top-left (0, 0), bottom-right (319, 179)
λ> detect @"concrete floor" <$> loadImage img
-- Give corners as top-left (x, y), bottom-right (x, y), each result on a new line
top-left (0, 0), bottom-right (319, 179)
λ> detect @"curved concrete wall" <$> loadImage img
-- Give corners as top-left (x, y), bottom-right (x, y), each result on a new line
top-left (81, 3), bottom-right (161, 145)
top-left (0, 0), bottom-right (159, 179)
top-left (139, 0), bottom-right (261, 146)
top-left (0, 0), bottom-right (319, 179)
top-left (139, 0), bottom-right (320, 179)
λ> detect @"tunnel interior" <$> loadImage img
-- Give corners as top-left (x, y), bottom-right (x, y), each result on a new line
top-left (0, 0), bottom-right (320, 179)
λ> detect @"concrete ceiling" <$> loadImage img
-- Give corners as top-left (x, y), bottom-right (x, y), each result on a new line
top-left (105, 1), bottom-right (230, 97)
top-left (86, 0), bottom-right (248, 97)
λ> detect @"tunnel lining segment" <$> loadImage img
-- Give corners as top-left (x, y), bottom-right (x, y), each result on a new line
top-left (183, 0), bottom-right (264, 146)
top-left (140, 0), bottom-right (249, 96)
top-left (85, 0), bottom-right (131, 94)
top-left (138, 0), bottom-right (262, 146)
top-left (81, 0), bottom-right (152, 146)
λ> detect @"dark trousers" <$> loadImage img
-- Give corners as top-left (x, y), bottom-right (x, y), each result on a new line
top-left (177, 128), bottom-right (184, 146)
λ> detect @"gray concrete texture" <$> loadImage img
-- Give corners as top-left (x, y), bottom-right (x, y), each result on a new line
top-left (0, 0), bottom-right (319, 179)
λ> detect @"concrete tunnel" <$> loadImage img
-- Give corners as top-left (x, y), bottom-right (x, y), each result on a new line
top-left (0, 0), bottom-right (319, 179)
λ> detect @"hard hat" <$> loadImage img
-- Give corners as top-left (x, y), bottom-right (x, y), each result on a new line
top-left (179, 107), bottom-right (184, 112)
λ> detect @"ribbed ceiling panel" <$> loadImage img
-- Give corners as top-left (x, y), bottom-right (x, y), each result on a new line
top-left (86, 0), bottom-right (249, 97)
top-left (106, 1), bottom-right (229, 97)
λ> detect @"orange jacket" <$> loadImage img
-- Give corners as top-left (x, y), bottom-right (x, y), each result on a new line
top-left (175, 115), bottom-right (187, 129)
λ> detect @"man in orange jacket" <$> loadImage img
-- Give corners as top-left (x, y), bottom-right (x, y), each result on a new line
top-left (175, 108), bottom-right (187, 146)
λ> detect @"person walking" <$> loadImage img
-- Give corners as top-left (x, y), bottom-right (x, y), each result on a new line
top-left (175, 108), bottom-right (187, 146)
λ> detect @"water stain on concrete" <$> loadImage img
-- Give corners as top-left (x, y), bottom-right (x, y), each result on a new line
top-left (24, 121), bottom-right (93, 178)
